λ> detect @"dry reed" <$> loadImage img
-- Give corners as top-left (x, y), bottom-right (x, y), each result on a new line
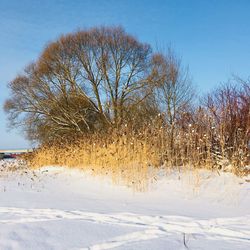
top-left (25, 122), bottom-right (249, 191)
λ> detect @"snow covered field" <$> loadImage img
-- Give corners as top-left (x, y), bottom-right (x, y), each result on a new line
top-left (0, 160), bottom-right (249, 250)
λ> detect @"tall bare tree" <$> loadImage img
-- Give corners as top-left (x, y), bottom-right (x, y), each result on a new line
top-left (4, 26), bottom-right (157, 141)
top-left (151, 49), bottom-right (194, 148)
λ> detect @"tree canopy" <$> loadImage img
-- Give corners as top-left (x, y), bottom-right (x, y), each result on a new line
top-left (5, 26), bottom-right (192, 142)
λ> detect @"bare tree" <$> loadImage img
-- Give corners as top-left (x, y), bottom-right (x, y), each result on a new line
top-left (151, 49), bottom-right (194, 149)
top-left (4, 26), bottom-right (156, 141)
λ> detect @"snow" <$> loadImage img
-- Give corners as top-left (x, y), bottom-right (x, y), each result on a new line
top-left (0, 160), bottom-right (249, 250)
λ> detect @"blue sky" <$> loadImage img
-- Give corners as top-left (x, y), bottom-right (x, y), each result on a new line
top-left (0, 0), bottom-right (250, 149)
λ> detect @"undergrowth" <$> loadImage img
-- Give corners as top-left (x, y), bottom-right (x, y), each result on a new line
top-left (24, 123), bottom-right (249, 191)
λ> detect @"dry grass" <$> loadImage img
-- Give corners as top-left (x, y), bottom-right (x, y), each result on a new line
top-left (24, 122), bottom-right (249, 191)
top-left (27, 130), bottom-right (162, 191)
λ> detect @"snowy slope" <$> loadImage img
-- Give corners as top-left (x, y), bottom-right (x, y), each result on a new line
top-left (0, 160), bottom-right (249, 250)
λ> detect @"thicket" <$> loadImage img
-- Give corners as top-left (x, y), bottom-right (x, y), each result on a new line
top-left (5, 26), bottom-right (250, 187)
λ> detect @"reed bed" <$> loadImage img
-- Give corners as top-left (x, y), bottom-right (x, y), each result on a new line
top-left (25, 122), bottom-right (249, 191)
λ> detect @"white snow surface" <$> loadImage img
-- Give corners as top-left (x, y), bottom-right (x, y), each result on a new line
top-left (0, 159), bottom-right (249, 250)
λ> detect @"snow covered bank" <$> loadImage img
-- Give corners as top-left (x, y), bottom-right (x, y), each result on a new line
top-left (0, 160), bottom-right (249, 249)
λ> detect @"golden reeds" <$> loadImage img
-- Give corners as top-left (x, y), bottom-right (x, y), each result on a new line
top-left (24, 122), bottom-right (249, 191)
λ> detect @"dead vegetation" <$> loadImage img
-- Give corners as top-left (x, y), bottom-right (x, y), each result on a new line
top-left (26, 109), bottom-right (249, 189)
top-left (4, 26), bottom-right (249, 189)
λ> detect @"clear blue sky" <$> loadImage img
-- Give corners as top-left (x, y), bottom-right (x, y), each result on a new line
top-left (0, 0), bottom-right (250, 149)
